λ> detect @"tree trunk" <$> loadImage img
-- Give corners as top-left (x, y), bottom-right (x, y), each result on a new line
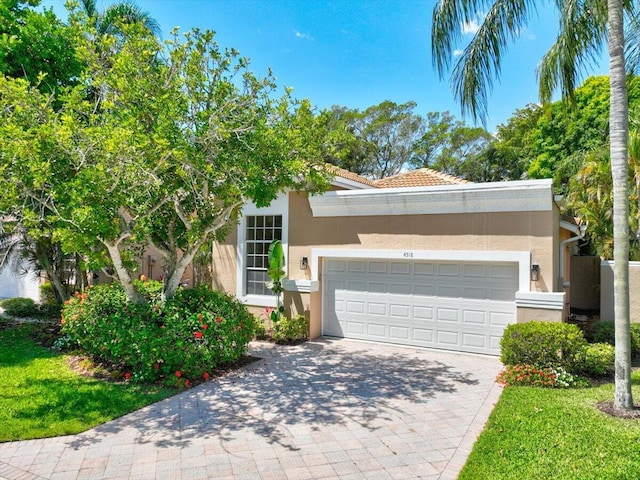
top-left (608, 0), bottom-right (634, 410)
top-left (104, 242), bottom-right (144, 303)
top-left (161, 246), bottom-right (199, 302)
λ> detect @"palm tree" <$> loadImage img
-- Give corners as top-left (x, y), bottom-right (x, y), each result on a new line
top-left (432, 0), bottom-right (636, 410)
top-left (80, 0), bottom-right (160, 38)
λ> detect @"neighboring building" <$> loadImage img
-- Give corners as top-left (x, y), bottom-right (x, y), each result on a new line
top-left (211, 167), bottom-right (582, 356)
top-left (0, 255), bottom-right (41, 301)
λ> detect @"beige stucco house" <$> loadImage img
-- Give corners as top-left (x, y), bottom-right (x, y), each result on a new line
top-left (211, 168), bottom-right (584, 356)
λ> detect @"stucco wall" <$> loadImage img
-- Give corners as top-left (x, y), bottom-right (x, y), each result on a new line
top-left (287, 191), bottom-right (556, 287)
top-left (600, 261), bottom-right (640, 322)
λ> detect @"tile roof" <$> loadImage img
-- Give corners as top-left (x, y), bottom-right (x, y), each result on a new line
top-left (327, 165), bottom-right (378, 187)
top-left (373, 168), bottom-right (469, 188)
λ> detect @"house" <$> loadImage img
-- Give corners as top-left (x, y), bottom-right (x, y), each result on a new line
top-left (211, 167), bottom-right (582, 356)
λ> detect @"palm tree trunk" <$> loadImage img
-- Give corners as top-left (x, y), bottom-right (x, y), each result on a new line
top-left (608, 0), bottom-right (633, 410)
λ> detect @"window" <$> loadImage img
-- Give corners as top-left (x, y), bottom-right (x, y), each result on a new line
top-left (245, 215), bottom-right (282, 296)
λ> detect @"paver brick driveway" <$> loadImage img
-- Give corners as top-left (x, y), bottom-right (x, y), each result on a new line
top-left (0, 338), bottom-right (502, 480)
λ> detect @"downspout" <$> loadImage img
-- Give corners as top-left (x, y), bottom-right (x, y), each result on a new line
top-left (559, 223), bottom-right (587, 288)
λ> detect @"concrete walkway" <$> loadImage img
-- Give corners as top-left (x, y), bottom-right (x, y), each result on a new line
top-left (0, 338), bottom-right (503, 480)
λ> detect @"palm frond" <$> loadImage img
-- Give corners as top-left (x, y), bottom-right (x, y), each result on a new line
top-left (537, 0), bottom-right (607, 106)
top-left (433, 0), bottom-right (540, 122)
top-left (99, 1), bottom-right (161, 37)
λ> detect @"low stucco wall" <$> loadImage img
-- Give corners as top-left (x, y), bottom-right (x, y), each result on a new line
top-left (600, 261), bottom-right (640, 322)
top-left (517, 307), bottom-right (564, 323)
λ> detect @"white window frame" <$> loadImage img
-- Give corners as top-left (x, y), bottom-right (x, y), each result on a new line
top-left (236, 193), bottom-right (289, 307)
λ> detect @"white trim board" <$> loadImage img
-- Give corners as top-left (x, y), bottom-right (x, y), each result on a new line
top-left (308, 178), bottom-right (554, 217)
top-left (310, 248), bottom-right (532, 292)
top-left (235, 193), bottom-right (289, 307)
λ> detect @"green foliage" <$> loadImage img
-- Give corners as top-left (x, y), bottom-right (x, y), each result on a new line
top-left (253, 319), bottom-right (267, 340)
top-left (578, 343), bottom-right (615, 377)
top-left (459, 370), bottom-right (640, 480)
top-left (591, 320), bottom-right (640, 357)
top-left (500, 321), bottom-right (587, 372)
top-left (266, 240), bottom-right (286, 323)
top-left (0, 24), bottom-right (331, 302)
top-left (272, 314), bottom-right (308, 344)
top-left (0, 297), bottom-right (39, 317)
top-left (0, 322), bottom-right (175, 442)
top-left (61, 284), bottom-right (255, 384)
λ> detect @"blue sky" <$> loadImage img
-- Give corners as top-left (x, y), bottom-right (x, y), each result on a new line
top-left (41, 0), bottom-right (608, 131)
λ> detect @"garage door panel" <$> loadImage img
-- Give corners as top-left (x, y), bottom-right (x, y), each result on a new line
top-left (438, 264), bottom-right (460, 276)
top-left (463, 310), bottom-right (487, 325)
top-left (414, 263), bottom-right (434, 275)
top-left (413, 284), bottom-right (435, 296)
top-left (368, 323), bottom-right (387, 337)
top-left (368, 261), bottom-right (388, 274)
top-left (413, 306), bottom-right (434, 320)
top-left (389, 283), bottom-right (411, 294)
top-left (462, 332), bottom-right (487, 348)
top-left (389, 326), bottom-right (410, 340)
top-left (368, 302), bottom-right (387, 316)
top-left (390, 262), bottom-right (411, 274)
top-left (323, 258), bottom-right (517, 355)
top-left (347, 261), bottom-right (366, 273)
top-left (390, 304), bottom-right (410, 318)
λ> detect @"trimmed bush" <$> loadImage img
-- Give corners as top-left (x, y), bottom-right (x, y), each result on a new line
top-left (273, 314), bottom-right (308, 344)
top-left (578, 342), bottom-right (615, 377)
top-left (61, 282), bottom-right (255, 385)
top-left (591, 320), bottom-right (640, 357)
top-left (500, 321), bottom-right (587, 372)
top-left (0, 297), bottom-right (39, 318)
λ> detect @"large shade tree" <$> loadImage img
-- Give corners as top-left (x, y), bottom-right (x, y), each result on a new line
top-left (432, 0), bottom-right (637, 410)
top-left (0, 24), bottom-right (330, 303)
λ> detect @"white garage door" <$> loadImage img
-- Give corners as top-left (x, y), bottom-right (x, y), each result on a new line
top-left (322, 258), bottom-right (518, 355)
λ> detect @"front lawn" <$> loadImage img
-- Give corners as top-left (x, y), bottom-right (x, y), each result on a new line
top-left (460, 371), bottom-right (640, 479)
top-left (0, 322), bottom-right (177, 442)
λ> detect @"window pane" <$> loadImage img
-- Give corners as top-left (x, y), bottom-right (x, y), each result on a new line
top-left (247, 228), bottom-right (255, 240)
top-left (275, 230), bottom-right (282, 240)
top-left (247, 243), bottom-right (255, 254)
top-left (247, 216), bottom-right (255, 227)
top-left (265, 216), bottom-right (273, 227)
top-left (275, 216), bottom-right (282, 227)
top-left (256, 216), bottom-right (264, 227)
top-left (265, 229), bottom-right (273, 241)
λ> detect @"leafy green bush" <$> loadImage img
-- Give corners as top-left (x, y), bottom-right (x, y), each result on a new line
top-left (500, 321), bottom-right (587, 372)
top-left (254, 320), bottom-right (267, 340)
top-left (273, 314), bottom-right (308, 344)
top-left (578, 342), bottom-right (615, 377)
top-left (61, 282), bottom-right (255, 385)
top-left (591, 320), bottom-right (640, 357)
top-left (0, 297), bottom-right (39, 318)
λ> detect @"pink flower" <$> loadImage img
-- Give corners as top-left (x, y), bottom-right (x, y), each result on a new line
top-left (201, 324), bottom-right (208, 330)
top-left (194, 331), bottom-right (203, 339)
top-left (124, 372), bottom-right (131, 380)
top-left (203, 372), bottom-right (210, 381)
top-left (215, 316), bottom-right (222, 323)
top-left (175, 370), bottom-right (182, 378)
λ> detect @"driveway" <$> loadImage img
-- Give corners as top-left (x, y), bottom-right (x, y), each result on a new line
top-left (0, 338), bottom-right (503, 480)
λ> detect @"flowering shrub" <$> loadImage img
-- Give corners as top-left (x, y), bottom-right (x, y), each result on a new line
top-left (496, 364), bottom-right (588, 388)
top-left (61, 282), bottom-right (256, 386)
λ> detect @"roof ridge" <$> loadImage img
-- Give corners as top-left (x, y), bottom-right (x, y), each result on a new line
top-left (416, 167), bottom-right (470, 184)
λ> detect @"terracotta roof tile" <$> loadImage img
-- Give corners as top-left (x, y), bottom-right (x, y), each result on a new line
top-left (327, 165), bottom-right (377, 187)
top-left (374, 168), bottom-right (469, 188)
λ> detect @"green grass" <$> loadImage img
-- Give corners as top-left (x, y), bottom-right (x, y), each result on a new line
top-left (0, 322), bottom-right (177, 442)
top-left (460, 371), bottom-right (640, 480)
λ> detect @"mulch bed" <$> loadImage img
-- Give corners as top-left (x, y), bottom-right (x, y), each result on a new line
top-left (597, 401), bottom-right (640, 419)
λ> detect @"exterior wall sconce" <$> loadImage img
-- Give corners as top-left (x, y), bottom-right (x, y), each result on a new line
top-left (531, 263), bottom-right (540, 282)
top-left (300, 257), bottom-right (308, 270)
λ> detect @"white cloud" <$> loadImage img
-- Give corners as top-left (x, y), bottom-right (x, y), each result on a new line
top-left (294, 30), bottom-right (313, 40)
top-left (462, 19), bottom-right (481, 35)
top-left (453, 49), bottom-right (464, 57)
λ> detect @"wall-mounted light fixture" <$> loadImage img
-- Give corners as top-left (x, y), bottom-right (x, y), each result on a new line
top-left (531, 263), bottom-right (540, 282)
top-left (300, 257), bottom-right (308, 270)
